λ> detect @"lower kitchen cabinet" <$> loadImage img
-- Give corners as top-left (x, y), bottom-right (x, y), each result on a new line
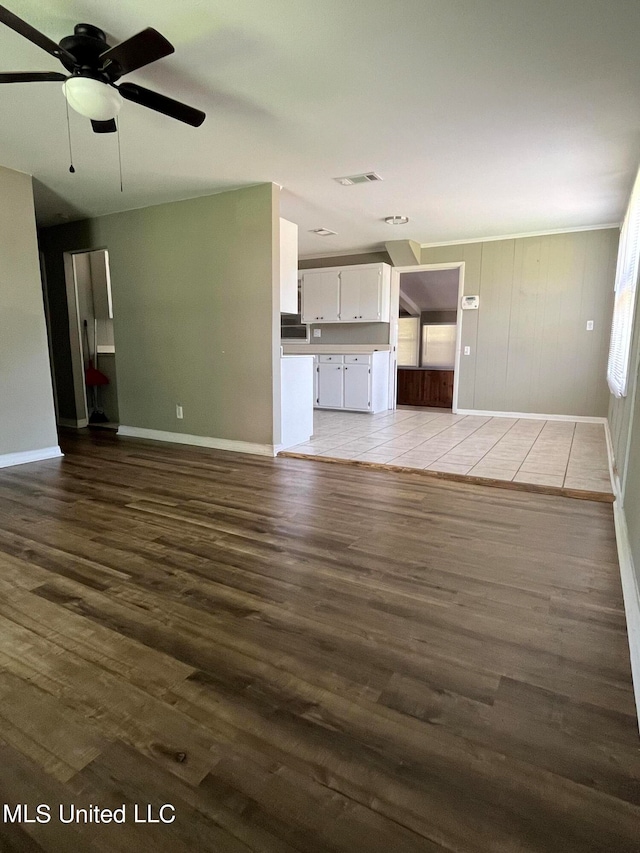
top-left (315, 353), bottom-right (390, 413)
top-left (396, 368), bottom-right (454, 407)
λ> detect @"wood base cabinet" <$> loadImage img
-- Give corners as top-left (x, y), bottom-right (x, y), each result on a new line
top-left (315, 353), bottom-right (390, 413)
top-left (397, 368), bottom-right (454, 408)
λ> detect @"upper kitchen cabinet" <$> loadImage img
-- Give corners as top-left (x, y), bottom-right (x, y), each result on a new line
top-left (280, 218), bottom-right (299, 314)
top-left (301, 270), bottom-right (340, 323)
top-left (339, 265), bottom-right (390, 322)
top-left (300, 263), bottom-right (391, 324)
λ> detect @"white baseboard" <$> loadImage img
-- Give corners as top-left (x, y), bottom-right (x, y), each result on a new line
top-left (455, 408), bottom-right (607, 424)
top-left (612, 498), bottom-right (640, 729)
top-left (57, 417), bottom-right (88, 429)
top-left (605, 420), bottom-right (640, 729)
top-left (117, 426), bottom-right (276, 457)
top-left (0, 445), bottom-right (63, 470)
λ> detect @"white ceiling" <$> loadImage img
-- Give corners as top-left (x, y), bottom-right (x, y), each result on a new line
top-left (400, 269), bottom-right (459, 313)
top-left (1, 0), bottom-right (639, 256)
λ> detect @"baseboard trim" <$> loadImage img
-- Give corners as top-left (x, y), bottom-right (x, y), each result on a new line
top-left (0, 445), bottom-right (63, 470)
top-left (455, 409), bottom-right (607, 424)
top-left (605, 420), bottom-right (640, 729)
top-left (117, 426), bottom-right (276, 457)
top-left (612, 498), bottom-right (640, 730)
top-left (57, 417), bottom-right (88, 429)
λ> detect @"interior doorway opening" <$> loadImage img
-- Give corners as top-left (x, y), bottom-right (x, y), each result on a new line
top-left (392, 264), bottom-right (464, 411)
top-left (64, 248), bottom-right (120, 429)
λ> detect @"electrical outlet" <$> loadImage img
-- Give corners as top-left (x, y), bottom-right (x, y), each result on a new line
top-left (176, 404), bottom-right (183, 419)
top-left (586, 320), bottom-right (594, 331)
top-left (313, 328), bottom-right (322, 338)
top-left (464, 346), bottom-right (471, 356)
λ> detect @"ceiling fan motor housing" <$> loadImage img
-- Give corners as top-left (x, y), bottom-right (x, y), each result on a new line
top-left (58, 23), bottom-right (121, 80)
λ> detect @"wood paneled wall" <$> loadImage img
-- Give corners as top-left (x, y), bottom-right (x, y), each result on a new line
top-left (422, 229), bottom-right (618, 416)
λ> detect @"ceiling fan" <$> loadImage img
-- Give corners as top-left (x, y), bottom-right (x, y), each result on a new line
top-left (0, 5), bottom-right (205, 133)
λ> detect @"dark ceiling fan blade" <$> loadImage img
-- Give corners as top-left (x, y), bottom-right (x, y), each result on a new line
top-left (91, 118), bottom-right (117, 134)
top-left (118, 82), bottom-right (205, 127)
top-left (0, 71), bottom-right (67, 82)
top-left (0, 5), bottom-right (75, 64)
top-left (99, 28), bottom-right (174, 77)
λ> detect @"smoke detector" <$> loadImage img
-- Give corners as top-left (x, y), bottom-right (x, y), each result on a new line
top-left (334, 172), bottom-right (383, 186)
top-left (310, 227), bottom-right (337, 237)
top-left (384, 215), bottom-right (409, 225)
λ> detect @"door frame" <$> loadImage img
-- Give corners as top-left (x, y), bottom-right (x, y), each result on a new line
top-left (390, 262), bottom-right (465, 413)
top-left (62, 246), bottom-right (114, 427)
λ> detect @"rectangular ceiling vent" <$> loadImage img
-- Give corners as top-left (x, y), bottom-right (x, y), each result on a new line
top-left (310, 227), bottom-right (337, 237)
top-left (334, 172), bottom-right (383, 186)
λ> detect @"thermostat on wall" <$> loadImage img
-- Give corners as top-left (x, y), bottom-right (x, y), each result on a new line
top-left (461, 295), bottom-right (479, 310)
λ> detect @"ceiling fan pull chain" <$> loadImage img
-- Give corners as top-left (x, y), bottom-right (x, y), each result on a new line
top-left (116, 117), bottom-right (123, 192)
top-left (65, 96), bottom-right (75, 173)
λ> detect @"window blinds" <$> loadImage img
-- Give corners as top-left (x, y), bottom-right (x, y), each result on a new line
top-left (607, 167), bottom-right (640, 398)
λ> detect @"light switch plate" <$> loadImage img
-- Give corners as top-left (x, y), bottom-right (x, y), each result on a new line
top-left (586, 320), bottom-right (594, 331)
top-left (464, 346), bottom-right (471, 355)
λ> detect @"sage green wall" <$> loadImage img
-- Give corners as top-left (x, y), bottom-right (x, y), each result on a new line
top-left (40, 184), bottom-right (278, 445)
top-left (299, 251), bottom-right (391, 269)
top-left (309, 322), bottom-right (390, 345)
top-left (622, 385), bottom-right (640, 569)
top-left (421, 229), bottom-right (618, 415)
top-left (0, 166), bottom-right (58, 457)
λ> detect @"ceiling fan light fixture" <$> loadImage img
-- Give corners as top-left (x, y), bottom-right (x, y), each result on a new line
top-left (63, 77), bottom-right (123, 121)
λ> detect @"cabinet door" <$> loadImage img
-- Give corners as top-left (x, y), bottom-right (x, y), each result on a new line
top-left (301, 271), bottom-right (340, 323)
top-left (339, 267), bottom-right (382, 322)
top-left (317, 364), bottom-right (343, 408)
top-left (280, 218), bottom-right (299, 313)
top-left (343, 363), bottom-right (370, 410)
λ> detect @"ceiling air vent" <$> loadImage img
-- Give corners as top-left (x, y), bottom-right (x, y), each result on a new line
top-left (310, 227), bottom-right (337, 237)
top-left (334, 172), bottom-right (383, 186)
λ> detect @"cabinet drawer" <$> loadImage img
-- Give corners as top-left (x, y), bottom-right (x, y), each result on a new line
top-left (344, 354), bottom-right (371, 364)
top-left (318, 354), bottom-right (344, 363)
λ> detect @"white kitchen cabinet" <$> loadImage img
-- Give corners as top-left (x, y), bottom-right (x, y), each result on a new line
top-left (339, 266), bottom-right (386, 321)
top-left (280, 355), bottom-right (313, 449)
top-left (314, 352), bottom-right (390, 412)
top-left (343, 363), bottom-right (370, 409)
top-left (300, 270), bottom-right (340, 323)
top-left (280, 218), bottom-right (299, 314)
top-left (300, 263), bottom-right (391, 324)
top-left (317, 361), bottom-right (344, 408)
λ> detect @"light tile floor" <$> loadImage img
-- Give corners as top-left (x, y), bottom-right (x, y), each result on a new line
top-left (288, 409), bottom-right (613, 495)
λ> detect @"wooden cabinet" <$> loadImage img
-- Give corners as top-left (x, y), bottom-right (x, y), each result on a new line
top-left (315, 352), bottom-right (390, 413)
top-left (301, 263), bottom-right (391, 324)
top-left (396, 368), bottom-right (454, 408)
top-left (300, 270), bottom-right (340, 323)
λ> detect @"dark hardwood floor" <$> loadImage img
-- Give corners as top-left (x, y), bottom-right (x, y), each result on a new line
top-left (0, 429), bottom-right (638, 852)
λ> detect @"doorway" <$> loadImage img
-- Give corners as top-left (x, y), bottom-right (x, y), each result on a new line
top-left (390, 263), bottom-right (464, 412)
top-left (64, 249), bottom-right (120, 428)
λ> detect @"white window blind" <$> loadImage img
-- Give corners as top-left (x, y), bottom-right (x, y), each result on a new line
top-left (607, 167), bottom-right (640, 397)
top-left (397, 317), bottom-right (419, 366)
